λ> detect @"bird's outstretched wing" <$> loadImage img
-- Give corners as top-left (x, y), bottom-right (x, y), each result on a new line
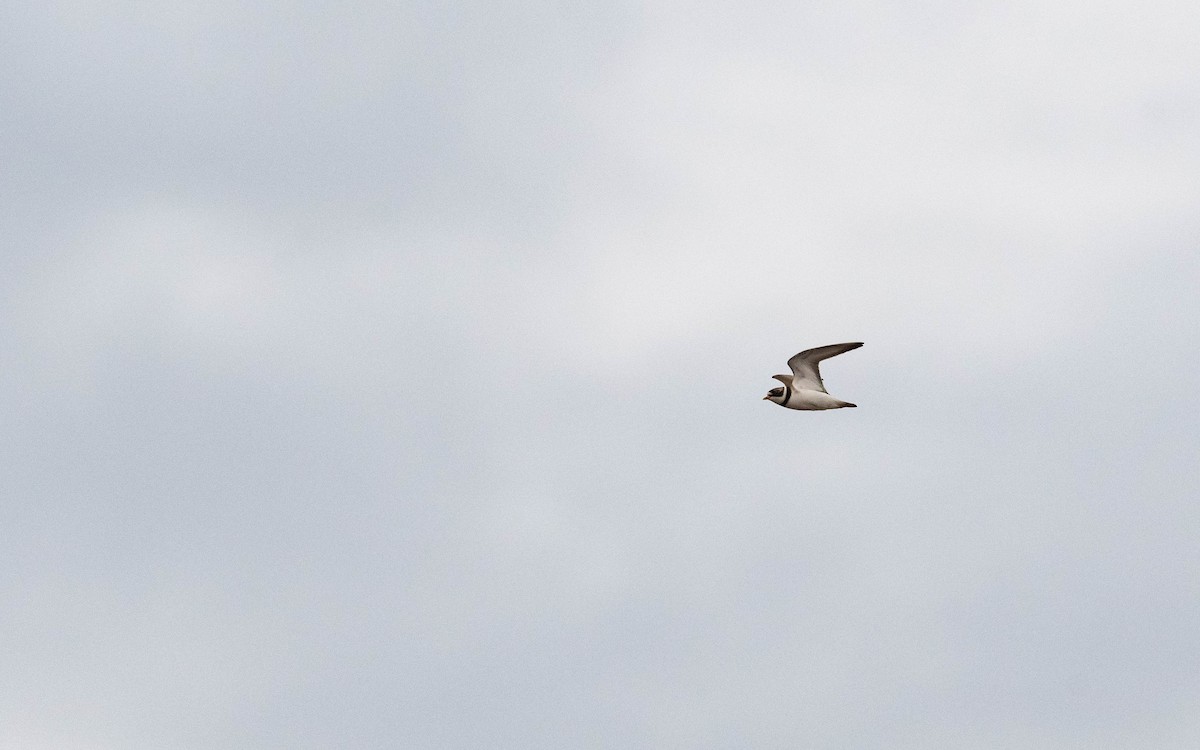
top-left (786, 342), bottom-right (863, 393)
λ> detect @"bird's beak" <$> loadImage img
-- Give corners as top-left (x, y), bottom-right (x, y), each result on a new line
top-left (762, 396), bottom-right (770, 400)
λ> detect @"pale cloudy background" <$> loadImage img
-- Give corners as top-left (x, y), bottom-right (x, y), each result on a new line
top-left (3, 1), bottom-right (1199, 748)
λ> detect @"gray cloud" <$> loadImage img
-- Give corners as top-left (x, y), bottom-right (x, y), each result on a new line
top-left (2, 1), bottom-right (1199, 748)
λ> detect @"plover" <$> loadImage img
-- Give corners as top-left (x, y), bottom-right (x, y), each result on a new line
top-left (764, 342), bottom-right (862, 410)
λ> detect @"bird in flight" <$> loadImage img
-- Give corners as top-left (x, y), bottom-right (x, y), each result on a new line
top-left (763, 342), bottom-right (862, 410)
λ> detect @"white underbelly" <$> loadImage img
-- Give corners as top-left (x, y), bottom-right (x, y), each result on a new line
top-left (785, 389), bottom-right (846, 410)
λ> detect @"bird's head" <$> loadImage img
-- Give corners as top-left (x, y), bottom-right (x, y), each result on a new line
top-left (764, 386), bottom-right (785, 403)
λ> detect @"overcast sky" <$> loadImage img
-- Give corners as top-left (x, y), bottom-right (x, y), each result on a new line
top-left (3, 1), bottom-right (1200, 748)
